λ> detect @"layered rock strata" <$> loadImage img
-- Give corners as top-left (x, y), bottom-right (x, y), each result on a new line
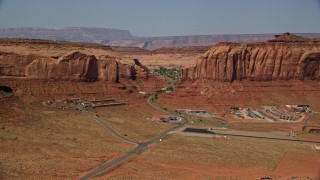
top-left (1, 51), bottom-right (148, 82)
top-left (181, 33), bottom-right (320, 82)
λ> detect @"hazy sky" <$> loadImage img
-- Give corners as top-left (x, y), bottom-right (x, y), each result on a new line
top-left (0, 0), bottom-right (319, 37)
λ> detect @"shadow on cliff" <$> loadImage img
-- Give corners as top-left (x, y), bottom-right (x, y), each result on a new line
top-left (133, 58), bottom-right (149, 79)
top-left (298, 52), bottom-right (320, 80)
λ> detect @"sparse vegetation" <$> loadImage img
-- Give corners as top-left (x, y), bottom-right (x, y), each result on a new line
top-left (131, 85), bottom-right (137, 90)
top-left (0, 85), bottom-right (13, 93)
top-left (153, 67), bottom-right (180, 80)
top-left (230, 106), bottom-right (240, 111)
top-left (135, 79), bottom-right (143, 86)
top-left (104, 135), bottom-right (317, 179)
top-left (0, 105), bottom-right (132, 179)
top-left (94, 103), bottom-right (174, 141)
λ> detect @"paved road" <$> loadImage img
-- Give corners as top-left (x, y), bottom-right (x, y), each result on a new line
top-left (302, 111), bottom-right (315, 131)
top-left (183, 128), bottom-right (320, 144)
top-left (215, 131), bottom-right (320, 143)
top-left (85, 112), bottom-right (138, 145)
top-left (80, 117), bottom-right (188, 180)
top-left (79, 75), bottom-right (319, 179)
top-left (80, 94), bottom-right (189, 180)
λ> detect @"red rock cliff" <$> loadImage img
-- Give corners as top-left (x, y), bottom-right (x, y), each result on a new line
top-left (0, 51), bottom-right (41, 76)
top-left (0, 51), bottom-right (148, 82)
top-left (0, 39), bottom-right (149, 82)
top-left (25, 51), bottom-right (99, 81)
top-left (181, 33), bottom-right (320, 82)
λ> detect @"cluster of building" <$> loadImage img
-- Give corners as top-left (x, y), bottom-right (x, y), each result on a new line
top-left (264, 107), bottom-right (301, 121)
top-left (43, 97), bottom-right (125, 110)
top-left (308, 128), bottom-right (320, 134)
top-left (151, 115), bottom-right (182, 124)
top-left (177, 109), bottom-right (217, 118)
top-left (285, 105), bottom-right (311, 112)
top-left (232, 106), bottom-right (304, 122)
top-left (80, 99), bottom-right (125, 109)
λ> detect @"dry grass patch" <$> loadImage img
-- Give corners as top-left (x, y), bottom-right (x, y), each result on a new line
top-left (101, 135), bottom-right (316, 179)
top-left (309, 113), bottom-right (320, 127)
top-left (0, 105), bottom-right (132, 179)
top-left (93, 101), bottom-right (175, 142)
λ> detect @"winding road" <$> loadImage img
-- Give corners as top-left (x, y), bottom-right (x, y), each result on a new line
top-left (79, 74), bottom-right (318, 179)
top-left (80, 92), bottom-right (189, 179)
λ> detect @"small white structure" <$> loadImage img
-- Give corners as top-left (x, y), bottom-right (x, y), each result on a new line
top-left (139, 91), bottom-right (147, 95)
top-left (286, 105), bottom-right (310, 112)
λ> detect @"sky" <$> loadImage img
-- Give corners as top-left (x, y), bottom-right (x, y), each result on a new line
top-left (0, 0), bottom-right (319, 37)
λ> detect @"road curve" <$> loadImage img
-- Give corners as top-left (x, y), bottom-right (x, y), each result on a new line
top-left (80, 94), bottom-right (189, 180)
top-left (85, 111), bottom-right (138, 145)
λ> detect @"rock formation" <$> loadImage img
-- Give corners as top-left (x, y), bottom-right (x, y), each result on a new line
top-left (0, 51), bottom-right (40, 76)
top-left (114, 59), bottom-right (147, 80)
top-left (133, 59), bottom-right (148, 79)
top-left (181, 33), bottom-right (320, 82)
top-left (0, 48), bottom-right (148, 82)
top-left (25, 51), bottom-right (99, 81)
top-left (97, 55), bottom-right (119, 82)
top-left (1, 27), bottom-right (320, 50)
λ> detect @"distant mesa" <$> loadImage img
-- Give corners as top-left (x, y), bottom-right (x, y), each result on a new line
top-left (270, 32), bottom-right (320, 42)
top-left (1, 27), bottom-right (320, 50)
top-left (0, 27), bottom-right (134, 43)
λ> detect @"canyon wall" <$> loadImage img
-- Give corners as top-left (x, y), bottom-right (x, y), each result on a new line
top-left (1, 51), bottom-right (148, 82)
top-left (0, 52), bottom-right (41, 76)
top-left (25, 51), bottom-right (99, 81)
top-left (181, 33), bottom-right (320, 82)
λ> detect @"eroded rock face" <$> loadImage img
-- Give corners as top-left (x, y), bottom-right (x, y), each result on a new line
top-left (0, 38), bottom-right (149, 83)
top-left (22, 51), bottom-right (148, 82)
top-left (133, 59), bottom-right (148, 79)
top-left (118, 63), bottom-right (136, 80)
top-left (181, 34), bottom-right (320, 82)
top-left (0, 51), bottom-right (40, 76)
top-left (97, 55), bottom-right (119, 82)
top-left (115, 58), bottom-right (149, 81)
top-left (25, 51), bottom-right (99, 81)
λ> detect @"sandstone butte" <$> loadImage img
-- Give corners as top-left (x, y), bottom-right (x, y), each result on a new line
top-left (24, 52), bottom-right (148, 82)
top-left (180, 33), bottom-right (320, 82)
top-left (0, 39), bottom-right (148, 82)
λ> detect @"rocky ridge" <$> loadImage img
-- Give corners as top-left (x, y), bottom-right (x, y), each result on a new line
top-left (181, 33), bottom-right (320, 82)
top-left (0, 27), bottom-right (134, 43)
top-left (1, 27), bottom-right (320, 50)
